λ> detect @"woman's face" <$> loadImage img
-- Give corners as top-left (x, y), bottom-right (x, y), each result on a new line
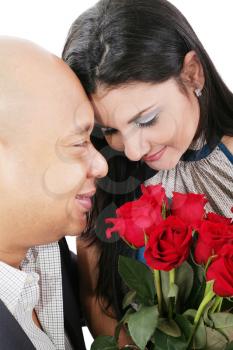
top-left (91, 78), bottom-right (200, 170)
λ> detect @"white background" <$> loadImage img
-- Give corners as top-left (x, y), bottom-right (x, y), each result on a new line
top-left (1, 1), bottom-right (233, 349)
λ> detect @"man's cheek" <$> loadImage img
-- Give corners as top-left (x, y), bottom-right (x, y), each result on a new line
top-left (43, 161), bottom-right (86, 198)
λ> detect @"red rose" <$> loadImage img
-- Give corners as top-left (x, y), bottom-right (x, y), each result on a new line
top-left (106, 184), bottom-right (167, 248)
top-left (207, 212), bottom-right (232, 225)
top-left (171, 192), bottom-right (207, 230)
top-left (141, 184), bottom-right (168, 208)
top-left (206, 245), bottom-right (233, 297)
top-left (105, 216), bottom-right (146, 247)
top-left (144, 216), bottom-right (193, 271)
top-left (194, 221), bottom-right (233, 264)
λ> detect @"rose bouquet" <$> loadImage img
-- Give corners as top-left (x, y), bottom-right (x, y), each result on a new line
top-left (91, 184), bottom-right (233, 350)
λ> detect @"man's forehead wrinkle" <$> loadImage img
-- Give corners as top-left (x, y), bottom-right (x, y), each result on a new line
top-left (70, 112), bottom-right (93, 136)
top-left (72, 102), bottom-right (94, 134)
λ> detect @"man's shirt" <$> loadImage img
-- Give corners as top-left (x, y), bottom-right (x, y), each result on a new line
top-left (0, 242), bottom-right (73, 349)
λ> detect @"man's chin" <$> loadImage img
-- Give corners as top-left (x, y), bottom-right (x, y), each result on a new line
top-left (66, 215), bottom-right (87, 237)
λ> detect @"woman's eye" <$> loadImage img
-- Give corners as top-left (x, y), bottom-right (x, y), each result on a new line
top-left (100, 113), bottom-right (159, 135)
top-left (101, 127), bottom-right (118, 136)
top-left (135, 114), bottom-right (159, 128)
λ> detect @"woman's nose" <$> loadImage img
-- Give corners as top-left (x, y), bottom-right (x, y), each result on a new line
top-left (124, 138), bottom-right (150, 162)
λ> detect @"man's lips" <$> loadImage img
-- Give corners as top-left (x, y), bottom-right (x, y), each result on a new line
top-left (143, 146), bottom-right (167, 162)
top-left (75, 190), bottom-right (96, 210)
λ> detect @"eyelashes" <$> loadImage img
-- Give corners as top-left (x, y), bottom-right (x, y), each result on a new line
top-left (135, 114), bottom-right (158, 128)
top-left (101, 114), bottom-right (159, 136)
top-left (101, 127), bottom-right (118, 136)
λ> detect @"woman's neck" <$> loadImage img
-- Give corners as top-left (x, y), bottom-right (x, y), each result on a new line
top-left (221, 135), bottom-right (233, 154)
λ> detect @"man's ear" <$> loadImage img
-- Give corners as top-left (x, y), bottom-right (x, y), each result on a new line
top-left (180, 51), bottom-right (205, 91)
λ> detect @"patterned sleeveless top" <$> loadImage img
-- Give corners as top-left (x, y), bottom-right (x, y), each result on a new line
top-left (145, 141), bottom-right (233, 218)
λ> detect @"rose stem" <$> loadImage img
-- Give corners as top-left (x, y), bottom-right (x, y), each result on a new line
top-left (187, 290), bottom-right (215, 349)
top-left (153, 270), bottom-right (163, 315)
top-left (168, 269), bottom-right (175, 319)
top-left (210, 296), bottom-right (223, 313)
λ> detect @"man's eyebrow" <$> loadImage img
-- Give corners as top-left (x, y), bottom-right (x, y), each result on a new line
top-left (127, 104), bottom-right (157, 124)
top-left (72, 123), bottom-right (93, 135)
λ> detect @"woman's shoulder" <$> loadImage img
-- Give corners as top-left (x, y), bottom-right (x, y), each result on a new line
top-left (222, 135), bottom-right (233, 150)
top-left (221, 136), bottom-right (233, 163)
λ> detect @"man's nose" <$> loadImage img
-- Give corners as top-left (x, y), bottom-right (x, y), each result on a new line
top-left (87, 146), bottom-right (108, 179)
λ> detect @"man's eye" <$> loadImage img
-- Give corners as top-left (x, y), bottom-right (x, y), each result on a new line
top-left (101, 127), bottom-right (118, 136)
top-left (73, 141), bottom-right (89, 147)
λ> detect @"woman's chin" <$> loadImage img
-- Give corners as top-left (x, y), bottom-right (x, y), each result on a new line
top-left (145, 151), bottom-right (181, 171)
top-left (145, 159), bottom-right (179, 171)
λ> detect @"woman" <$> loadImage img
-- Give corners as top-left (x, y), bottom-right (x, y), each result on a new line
top-left (62, 0), bottom-right (233, 346)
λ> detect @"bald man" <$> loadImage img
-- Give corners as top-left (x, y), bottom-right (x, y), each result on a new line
top-left (0, 37), bottom-right (108, 350)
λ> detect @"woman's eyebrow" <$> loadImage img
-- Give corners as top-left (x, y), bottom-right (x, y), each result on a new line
top-left (94, 104), bottom-right (158, 129)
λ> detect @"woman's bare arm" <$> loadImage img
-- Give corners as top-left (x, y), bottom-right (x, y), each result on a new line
top-left (76, 238), bottom-right (133, 348)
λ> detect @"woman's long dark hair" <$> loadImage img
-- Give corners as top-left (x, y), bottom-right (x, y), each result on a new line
top-left (62, 0), bottom-right (233, 318)
top-left (84, 127), bottom-right (155, 318)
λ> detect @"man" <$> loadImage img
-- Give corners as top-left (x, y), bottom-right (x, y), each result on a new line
top-left (0, 37), bottom-right (108, 349)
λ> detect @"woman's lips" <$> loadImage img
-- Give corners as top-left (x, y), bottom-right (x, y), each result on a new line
top-left (75, 190), bottom-right (96, 211)
top-left (143, 146), bottom-right (167, 162)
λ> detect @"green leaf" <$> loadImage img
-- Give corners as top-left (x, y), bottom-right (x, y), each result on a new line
top-left (225, 342), bottom-right (233, 350)
top-left (115, 307), bottom-right (135, 341)
top-left (153, 329), bottom-right (187, 350)
top-left (162, 262), bottom-right (195, 319)
top-left (118, 256), bottom-right (155, 305)
top-left (185, 261), bottom-right (205, 310)
top-left (122, 290), bottom-right (137, 309)
top-left (193, 317), bottom-right (207, 349)
top-left (120, 307), bottom-right (135, 325)
top-left (166, 338), bottom-right (187, 350)
top-left (158, 318), bottom-right (181, 337)
top-left (175, 314), bottom-right (192, 340)
top-left (211, 312), bottom-right (233, 341)
top-left (205, 327), bottom-right (228, 350)
top-left (175, 262), bottom-right (194, 303)
top-left (182, 309), bottom-right (196, 322)
top-left (127, 305), bottom-right (159, 350)
top-left (91, 336), bottom-right (118, 350)
top-left (211, 312), bottom-right (233, 327)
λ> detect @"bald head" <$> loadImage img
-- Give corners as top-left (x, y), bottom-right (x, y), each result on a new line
top-left (0, 36), bottom-right (86, 99)
top-left (0, 37), bottom-right (90, 141)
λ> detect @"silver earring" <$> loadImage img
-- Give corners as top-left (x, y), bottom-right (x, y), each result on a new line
top-left (194, 88), bottom-right (202, 97)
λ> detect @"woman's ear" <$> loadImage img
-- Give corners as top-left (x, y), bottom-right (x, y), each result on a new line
top-left (180, 51), bottom-right (205, 91)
